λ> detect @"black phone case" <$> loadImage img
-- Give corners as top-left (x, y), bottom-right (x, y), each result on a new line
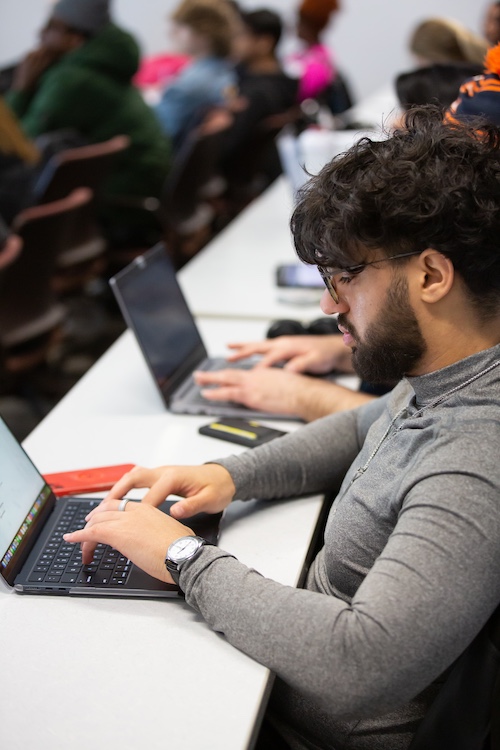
top-left (198, 419), bottom-right (287, 447)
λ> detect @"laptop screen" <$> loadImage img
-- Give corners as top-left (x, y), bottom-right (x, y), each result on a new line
top-left (109, 244), bottom-right (207, 405)
top-left (0, 418), bottom-right (54, 586)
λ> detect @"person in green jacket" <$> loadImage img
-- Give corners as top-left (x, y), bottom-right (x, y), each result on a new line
top-left (6, 0), bottom-right (171, 245)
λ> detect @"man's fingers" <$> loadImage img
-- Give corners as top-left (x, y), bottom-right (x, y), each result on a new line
top-left (284, 354), bottom-right (311, 372)
top-left (169, 496), bottom-right (206, 520)
top-left (103, 465), bottom-right (150, 501)
top-left (169, 486), bottom-right (227, 520)
top-left (226, 341), bottom-right (268, 356)
top-left (194, 369), bottom-right (242, 386)
top-left (141, 476), bottom-right (183, 506)
top-left (65, 509), bottom-right (121, 564)
top-left (255, 351), bottom-right (286, 368)
top-left (200, 386), bottom-right (240, 402)
top-left (194, 370), bottom-right (224, 385)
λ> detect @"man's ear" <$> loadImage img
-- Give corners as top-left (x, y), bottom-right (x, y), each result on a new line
top-left (417, 249), bottom-right (455, 304)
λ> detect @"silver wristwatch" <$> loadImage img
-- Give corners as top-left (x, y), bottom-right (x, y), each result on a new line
top-left (165, 536), bottom-right (210, 586)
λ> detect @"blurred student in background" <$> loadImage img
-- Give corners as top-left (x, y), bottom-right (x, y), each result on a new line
top-left (285, 0), bottom-right (340, 103)
top-left (217, 8), bottom-right (298, 199)
top-left (484, 1), bottom-right (500, 47)
top-left (154, 0), bottom-right (238, 150)
top-left (409, 17), bottom-right (488, 67)
top-left (5, 0), bottom-right (171, 246)
top-left (395, 62), bottom-right (483, 114)
top-left (446, 41), bottom-right (500, 126)
top-left (0, 96), bottom-right (40, 223)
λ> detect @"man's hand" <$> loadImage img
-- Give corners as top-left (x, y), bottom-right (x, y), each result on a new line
top-left (194, 367), bottom-right (306, 416)
top-left (224, 335), bottom-right (354, 374)
top-left (64, 500), bottom-right (194, 583)
top-left (63, 464), bottom-right (236, 573)
top-left (104, 463), bottom-right (236, 518)
top-left (12, 48), bottom-right (60, 91)
top-left (195, 368), bottom-right (376, 422)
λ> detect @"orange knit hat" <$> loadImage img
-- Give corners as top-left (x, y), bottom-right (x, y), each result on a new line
top-left (485, 42), bottom-right (500, 75)
top-left (299, 0), bottom-right (340, 31)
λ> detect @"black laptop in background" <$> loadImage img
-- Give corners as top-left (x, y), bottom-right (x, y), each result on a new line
top-left (0, 417), bottom-right (221, 598)
top-left (109, 244), bottom-right (299, 420)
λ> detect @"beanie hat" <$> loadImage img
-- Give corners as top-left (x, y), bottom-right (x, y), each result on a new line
top-left (52, 0), bottom-right (111, 34)
top-left (445, 43), bottom-right (500, 127)
top-left (172, 0), bottom-right (236, 58)
top-left (299, 0), bottom-right (340, 32)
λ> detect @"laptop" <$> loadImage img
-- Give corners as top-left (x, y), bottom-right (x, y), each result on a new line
top-left (0, 417), bottom-right (221, 598)
top-left (109, 243), bottom-right (299, 420)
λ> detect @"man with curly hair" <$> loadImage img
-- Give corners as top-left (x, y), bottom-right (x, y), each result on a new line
top-left (66, 106), bottom-right (500, 750)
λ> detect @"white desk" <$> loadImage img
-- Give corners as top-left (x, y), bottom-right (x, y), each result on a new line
top-left (344, 83), bottom-right (401, 131)
top-left (0, 320), bottom-right (326, 750)
top-left (179, 177), bottom-right (325, 323)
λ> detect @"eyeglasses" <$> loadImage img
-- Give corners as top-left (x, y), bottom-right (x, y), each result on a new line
top-left (317, 251), bottom-right (423, 303)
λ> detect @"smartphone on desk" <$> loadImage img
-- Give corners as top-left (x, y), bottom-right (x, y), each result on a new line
top-left (43, 463), bottom-right (135, 496)
top-left (199, 418), bottom-right (287, 448)
top-left (276, 264), bottom-right (323, 289)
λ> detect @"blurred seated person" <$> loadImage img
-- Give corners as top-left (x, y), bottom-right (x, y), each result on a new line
top-left (134, 53), bottom-right (191, 106)
top-left (409, 17), bottom-right (488, 67)
top-left (154, 0), bottom-right (238, 150)
top-left (194, 332), bottom-right (382, 421)
top-left (484, 1), bottom-right (500, 47)
top-left (284, 0), bottom-right (339, 103)
top-left (5, 0), bottom-right (171, 246)
top-left (0, 96), bottom-right (40, 223)
top-left (218, 8), bottom-right (298, 192)
top-left (395, 61), bottom-right (483, 113)
top-left (446, 41), bottom-right (500, 126)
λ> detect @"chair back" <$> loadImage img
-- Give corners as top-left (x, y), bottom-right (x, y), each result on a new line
top-left (162, 118), bottom-right (229, 227)
top-left (0, 189), bottom-right (92, 347)
top-left (0, 233), bottom-right (22, 272)
top-left (409, 603), bottom-right (500, 750)
top-left (33, 135), bottom-right (131, 204)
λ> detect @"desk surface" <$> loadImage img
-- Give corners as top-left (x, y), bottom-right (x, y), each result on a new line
top-left (344, 83), bottom-right (400, 130)
top-left (179, 177), bottom-right (325, 323)
top-left (1, 320), bottom-right (326, 750)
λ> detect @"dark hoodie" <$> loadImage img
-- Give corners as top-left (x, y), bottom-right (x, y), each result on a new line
top-left (7, 23), bottom-right (170, 236)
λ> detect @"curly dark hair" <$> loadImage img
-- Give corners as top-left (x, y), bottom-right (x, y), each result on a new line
top-left (291, 105), bottom-right (500, 316)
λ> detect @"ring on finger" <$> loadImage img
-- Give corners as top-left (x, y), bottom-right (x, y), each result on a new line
top-left (118, 497), bottom-right (131, 512)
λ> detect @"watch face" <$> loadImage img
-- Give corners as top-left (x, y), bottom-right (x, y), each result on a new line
top-left (170, 536), bottom-right (201, 563)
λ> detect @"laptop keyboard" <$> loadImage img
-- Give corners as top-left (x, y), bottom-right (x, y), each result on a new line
top-left (28, 500), bottom-right (131, 587)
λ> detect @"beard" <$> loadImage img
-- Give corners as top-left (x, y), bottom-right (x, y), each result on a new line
top-left (339, 274), bottom-right (427, 384)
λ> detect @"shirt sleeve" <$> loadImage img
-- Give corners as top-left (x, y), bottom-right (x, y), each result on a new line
top-left (180, 420), bottom-right (500, 718)
top-left (154, 84), bottom-right (194, 140)
top-left (6, 69), bottom-right (96, 138)
top-left (213, 395), bottom-right (389, 501)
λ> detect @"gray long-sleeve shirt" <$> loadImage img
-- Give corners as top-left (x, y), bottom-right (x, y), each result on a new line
top-left (180, 344), bottom-right (500, 750)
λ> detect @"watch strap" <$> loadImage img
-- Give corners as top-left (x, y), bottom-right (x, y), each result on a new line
top-left (165, 536), bottom-right (211, 586)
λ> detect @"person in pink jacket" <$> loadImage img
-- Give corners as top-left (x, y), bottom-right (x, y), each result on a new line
top-left (285, 0), bottom-right (339, 102)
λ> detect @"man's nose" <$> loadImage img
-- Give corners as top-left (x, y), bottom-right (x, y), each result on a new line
top-left (320, 289), bottom-right (349, 315)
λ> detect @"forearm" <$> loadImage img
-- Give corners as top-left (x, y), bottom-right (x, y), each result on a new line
top-left (214, 409), bottom-right (363, 501)
top-left (181, 471), bottom-right (500, 718)
top-left (293, 377), bottom-right (376, 422)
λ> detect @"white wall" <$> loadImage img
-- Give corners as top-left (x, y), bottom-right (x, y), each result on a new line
top-left (0, 0), bottom-right (485, 102)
